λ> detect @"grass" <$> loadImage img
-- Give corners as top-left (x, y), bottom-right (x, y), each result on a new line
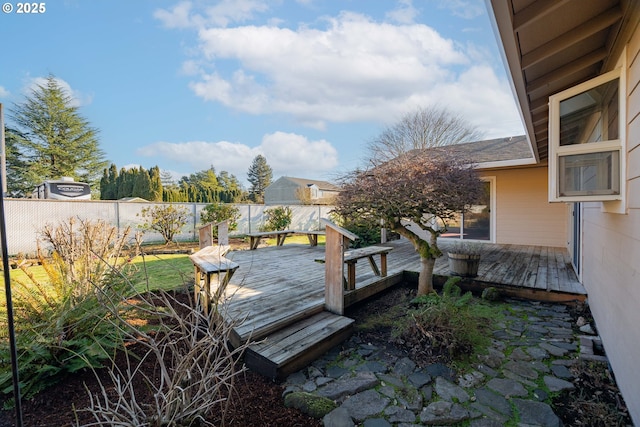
top-left (0, 254), bottom-right (194, 304)
top-left (264, 234), bottom-right (325, 247)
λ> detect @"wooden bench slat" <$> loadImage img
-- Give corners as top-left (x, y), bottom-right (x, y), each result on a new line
top-left (315, 246), bottom-right (393, 264)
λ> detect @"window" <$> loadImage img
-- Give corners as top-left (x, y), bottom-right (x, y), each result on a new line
top-left (549, 67), bottom-right (625, 202)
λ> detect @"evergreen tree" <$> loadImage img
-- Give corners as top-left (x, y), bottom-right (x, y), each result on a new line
top-left (99, 163), bottom-right (119, 200)
top-left (116, 167), bottom-right (136, 199)
top-left (3, 127), bottom-right (33, 197)
top-left (149, 166), bottom-right (163, 201)
top-left (8, 75), bottom-right (108, 192)
top-left (218, 171), bottom-right (245, 202)
top-left (132, 166), bottom-right (152, 199)
top-left (247, 155), bottom-right (272, 203)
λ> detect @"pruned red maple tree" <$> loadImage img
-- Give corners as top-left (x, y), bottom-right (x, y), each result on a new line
top-left (335, 151), bottom-right (484, 295)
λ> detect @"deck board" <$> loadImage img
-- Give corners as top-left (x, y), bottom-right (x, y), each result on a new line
top-left (216, 240), bottom-right (586, 350)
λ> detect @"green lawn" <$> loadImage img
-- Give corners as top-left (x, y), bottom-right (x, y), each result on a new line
top-left (264, 234), bottom-right (326, 246)
top-left (0, 254), bottom-right (194, 301)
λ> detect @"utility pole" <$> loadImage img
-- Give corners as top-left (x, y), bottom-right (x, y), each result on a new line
top-left (0, 102), bottom-right (22, 425)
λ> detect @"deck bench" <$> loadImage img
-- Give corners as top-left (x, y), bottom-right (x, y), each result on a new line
top-left (189, 245), bottom-right (239, 314)
top-left (294, 230), bottom-right (325, 247)
top-left (247, 230), bottom-right (295, 249)
top-left (247, 230), bottom-right (326, 249)
top-left (316, 245), bottom-right (393, 290)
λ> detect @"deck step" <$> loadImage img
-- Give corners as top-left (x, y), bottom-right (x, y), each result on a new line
top-left (244, 311), bottom-right (354, 380)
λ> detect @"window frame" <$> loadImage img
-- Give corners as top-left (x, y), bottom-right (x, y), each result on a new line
top-left (548, 66), bottom-right (626, 203)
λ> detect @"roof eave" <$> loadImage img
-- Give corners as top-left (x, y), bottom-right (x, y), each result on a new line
top-left (485, 0), bottom-right (541, 163)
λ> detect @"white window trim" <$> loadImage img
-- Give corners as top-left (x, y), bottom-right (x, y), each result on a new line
top-left (548, 65), bottom-right (627, 205)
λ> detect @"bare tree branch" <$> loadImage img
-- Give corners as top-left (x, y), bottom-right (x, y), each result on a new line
top-left (366, 105), bottom-right (483, 166)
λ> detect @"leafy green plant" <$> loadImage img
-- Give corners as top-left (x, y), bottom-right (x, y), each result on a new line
top-left (400, 276), bottom-right (499, 361)
top-left (262, 206), bottom-right (293, 231)
top-left (200, 202), bottom-right (240, 237)
top-left (138, 204), bottom-right (190, 244)
top-left (328, 212), bottom-right (382, 248)
top-left (0, 219), bottom-right (135, 401)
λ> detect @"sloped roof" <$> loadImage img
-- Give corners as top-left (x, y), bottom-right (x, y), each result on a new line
top-left (277, 176), bottom-right (341, 192)
top-left (417, 135), bottom-right (533, 165)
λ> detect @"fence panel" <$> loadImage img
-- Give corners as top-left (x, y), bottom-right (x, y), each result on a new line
top-left (3, 199), bottom-right (334, 256)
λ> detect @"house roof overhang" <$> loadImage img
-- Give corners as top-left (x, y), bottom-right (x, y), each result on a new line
top-left (486, 0), bottom-right (639, 163)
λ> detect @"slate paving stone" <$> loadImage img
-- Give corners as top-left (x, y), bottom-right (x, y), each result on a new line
top-left (408, 371), bottom-right (431, 388)
top-left (550, 364), bottom-right (574, 379)
top-left (281, 299), bottom-right (592, 427)
top-left (326, 365), bottom-right (349, 378)
top-left (509, 347), bottom-right (531, 361)
top-left (525, 346), bottom-right (549, 360)
top-left (513, 399), bottom-right (561, 427)
top-left (486, 378), bottom-right (528, 397)
top-left (424, 363), bottom-right (456, 381)
top-left (434, 376), bottom-right (470, 403)
top-left (384, 405), bottom-right (416, 423)
top-left (470, 402), bottom-right (510, 425)
top-left (544, 375), bottom-right (575, 392)
top-left (470, 418), bottom-right (505, 427)
top-left (341, 389), bottom-right (390, 421)
top-left (419, 401), bottom-right (470, 425)
top-left (474, 387), bottom-right (512, 416)
top-left (539, 342), bottom-right (569, 357)
top-left (363, 418), bottom-right (392, 427)
top-left (503, 360), bottom-right (538, 379)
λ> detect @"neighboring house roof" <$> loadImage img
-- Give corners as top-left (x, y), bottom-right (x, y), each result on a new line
top-left (275, 177), bottom-right (341, 192)
top-left (487, 0), bottom-right (635, 162)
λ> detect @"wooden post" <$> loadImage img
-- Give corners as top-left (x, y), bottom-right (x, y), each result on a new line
top-left (216, 220), bottom-right (229, 246)
top-left (199, 223), bottom-right (214, 249)
top-left (198, 220), bottom-right (229, 248)
top-left (321, 219), bottom-right (358, 315)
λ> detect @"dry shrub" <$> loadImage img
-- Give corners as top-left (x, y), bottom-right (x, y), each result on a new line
top-left (0, 218), bottom-right (135, 401)
top-left (81, 277), bottom-right (249, 426)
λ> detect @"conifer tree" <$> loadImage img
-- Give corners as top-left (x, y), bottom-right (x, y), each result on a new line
top-left (247, 155), bottom-right (272, 203)
top-left (9, 75), bottom-right (108, 192)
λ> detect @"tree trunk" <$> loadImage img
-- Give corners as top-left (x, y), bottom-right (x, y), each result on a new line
top-left (417, 255), bottom-right (436, 295)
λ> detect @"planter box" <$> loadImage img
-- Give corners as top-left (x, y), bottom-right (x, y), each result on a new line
top-left (448, 252), bottom-right (480, 277)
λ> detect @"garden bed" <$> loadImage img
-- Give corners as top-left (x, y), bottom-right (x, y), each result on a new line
top-left (0, 285), bottom-right (631, 426)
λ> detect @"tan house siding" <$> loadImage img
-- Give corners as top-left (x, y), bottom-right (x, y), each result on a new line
top-left (580, 24), bottom-right (640, 423)
top-left (480, 166), bottom-right (567, 247)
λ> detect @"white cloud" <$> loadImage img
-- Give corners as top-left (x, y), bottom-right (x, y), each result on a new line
top-left (0, 86), bottom-right (9, 98)
top-left (136, 131), bottom-right (338, 181)
top-left (157, 1), bottom-right (522, 138)
top-left (186, 12), bottom-right (467, 127)
top-left (386, 0), bottom-right (419, 24)
top-left (435, 0), bottom-right (485, 20)
top-left (154, 0), bottom-right (271, 29)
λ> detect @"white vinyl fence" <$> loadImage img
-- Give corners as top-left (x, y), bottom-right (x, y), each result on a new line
top-left (2, 199), bottom-right (333, 256)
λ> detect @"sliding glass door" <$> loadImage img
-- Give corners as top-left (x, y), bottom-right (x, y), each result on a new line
top-left (441, 180), bottom-right (493, 241)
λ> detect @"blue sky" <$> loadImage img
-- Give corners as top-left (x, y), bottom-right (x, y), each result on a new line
top-left (0, 0), bottom-right (524, 187)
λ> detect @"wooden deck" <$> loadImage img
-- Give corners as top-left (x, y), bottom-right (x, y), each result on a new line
top-left (214, 239), bottom-right (586, 377)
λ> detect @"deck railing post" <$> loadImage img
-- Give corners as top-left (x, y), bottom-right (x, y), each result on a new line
top-left (321, 219), bottom-right (358, 315)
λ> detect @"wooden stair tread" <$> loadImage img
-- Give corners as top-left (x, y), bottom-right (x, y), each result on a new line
top-left (245, 311), bottom-right (354, 379)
